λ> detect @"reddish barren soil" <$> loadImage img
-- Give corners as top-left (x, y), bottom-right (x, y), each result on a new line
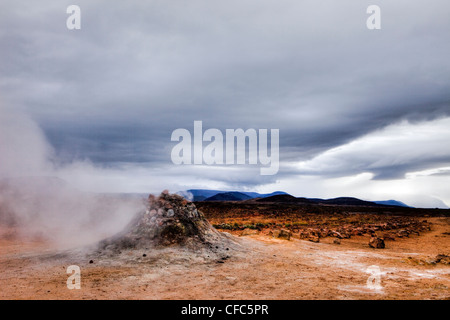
top-left (0, 202), bottom-right (449, 300)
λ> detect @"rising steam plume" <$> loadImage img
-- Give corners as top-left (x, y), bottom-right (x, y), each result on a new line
top-left (0, 104), bottom-right (142, 248)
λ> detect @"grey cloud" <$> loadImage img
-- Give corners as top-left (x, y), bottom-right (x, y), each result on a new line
top-left (294, 117), bottom-right (450, 180)
top-left (1, 0), bottom-right (450, 190)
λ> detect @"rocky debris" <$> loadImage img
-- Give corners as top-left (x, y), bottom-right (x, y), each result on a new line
top-left (98, 191), bottom-right (237, 253)
top-left (202, 201), bottom-right (434, 248)
top-left (331, 231), bottom-right (344, 239)
top-left (369, 237), bottom-right (385, 249)
top-left (351, 227), bottom-right (364, 236)
top-left (432, 254), bottom-right (450, 265)
top-left (397, 229), bottom-right (410, 238)
top-left (269, 229), bottom-right (292, 240)
top-left (333, 238), bottom-right (341, 245)
top-left (319, 228), bottom-right (330, 238)
top-left (407, 256), bottom-right (429, 265)
top-left (279, 229), bottom-right (292, 240)
top-left (290, 219), bottom-right (431, 246)
top-left (382, 233), bottom-right (396, 241)
top-left (408, 254), bottom-right (450, 266)
top-left (298, 228), bottom-right (320, 242)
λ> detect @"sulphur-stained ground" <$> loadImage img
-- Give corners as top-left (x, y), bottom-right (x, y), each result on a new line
top-left (0, 217), bottom-right (449, 300)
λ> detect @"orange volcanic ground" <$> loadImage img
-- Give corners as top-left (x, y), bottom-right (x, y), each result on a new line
top-left (0, 212), bottom-right (449, 300)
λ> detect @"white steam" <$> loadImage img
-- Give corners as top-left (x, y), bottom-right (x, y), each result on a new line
top-left (0, 104), bottom-right (143, 248)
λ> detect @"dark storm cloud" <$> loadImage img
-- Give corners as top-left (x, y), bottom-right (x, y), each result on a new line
top-left (43, 122), bottom-right (171, 164)
top-left (1, 0), bottom-right (450, 184)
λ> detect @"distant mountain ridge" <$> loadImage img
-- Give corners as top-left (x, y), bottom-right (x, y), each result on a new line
top-left (257, 195), bottom-right (412, 207)
top-left (314, 197), bottom-right (384, 207)
top-left (179, 189), bottom-right (288, 202)
top-left (204, 192), bottom-right (253, 202)
top-left (256, 194), bottom-right (314, 204)
top-left (373, 200), bottom-right (411, 208)
top-left (179, 189), bottom-right (414, 207)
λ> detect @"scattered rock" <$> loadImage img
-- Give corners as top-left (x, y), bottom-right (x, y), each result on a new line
top-left (278, 229), bottom-right (292, 240)
top-left (369, 237), bottom-right (385, 249)
top-left (269, 230), bottom-right (280, 238)
top-left (333, 238), bottom-right (341, 245)
top-left (397, 230), bottom-right (409, 238)
top-left (331, 231), bottom-right (343, 239)
top-left (269, 229), bottom-right (291, 240)
top-left (383, 233), bottom-right (396, 241)
top-left (432, 254), bottom-right (450, 265)
top-left (291, 218), bottom-right (431, 243)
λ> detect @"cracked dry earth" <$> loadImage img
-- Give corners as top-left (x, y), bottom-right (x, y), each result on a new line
top-left (0, 217), bottom-right (449, 300)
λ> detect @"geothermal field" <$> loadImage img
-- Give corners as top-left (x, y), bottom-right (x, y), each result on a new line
top-left (2, 1), bottom-right (450, 306)
top-left (0, 190), bottom-right (449, 300)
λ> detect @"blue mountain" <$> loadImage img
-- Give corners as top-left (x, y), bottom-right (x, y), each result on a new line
top-left (204, 192), bottom-right (253, 201)
top-left (373, 200), bottom-right (412, 208)
top-left (178, 189), bottom-right (414, 208)
top-left (179, 189), bottom-right (288, 201)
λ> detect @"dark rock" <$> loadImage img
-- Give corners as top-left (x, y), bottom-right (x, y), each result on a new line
top-left (278, 229), bottom-right (292, 240)
top-left (397, 229), bottom-right (409, 238)
top-left (369, 237), bottom-right (385, 249)
top-left (433, 254), bottom-right (450, 265)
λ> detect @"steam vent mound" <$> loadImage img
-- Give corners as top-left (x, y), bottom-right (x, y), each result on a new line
top-left (99, 191), bottom-right (236, 252)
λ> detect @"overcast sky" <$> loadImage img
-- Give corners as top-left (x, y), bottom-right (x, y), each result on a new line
top-left (1, 0), bottom-right (450, 208)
